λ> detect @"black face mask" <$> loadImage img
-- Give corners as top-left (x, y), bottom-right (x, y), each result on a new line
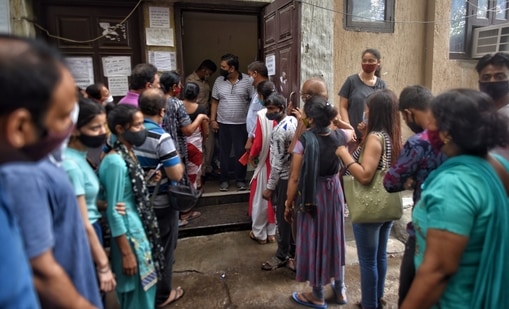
top-left (219, 69), bottom-right (229, 78)
top-left (123, 129), bottom-right (148, 147)
top-left (20, 123), bottom-right (74, 161)
top-left (479, 80), bottom-right (509, 101)
top-left (78, 133), bottom-right (106, 148)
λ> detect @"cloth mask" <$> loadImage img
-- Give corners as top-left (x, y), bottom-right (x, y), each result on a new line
top-left (79, 133), bottom-right (107, 148)
top-left (479, 80), bottom-right (509, 101)
top-left (427, 129), bottom-right (444, 151)
top-left (362, 63), bottom-right (378, 74)
top-left (123, 129), bottom-right (148, 147)
top-left (220, 69), bottom-right (229, 78)
top-left (21, 122), bottom-right (74, 161)
top-left (266, 112), bottom-right (281, 121)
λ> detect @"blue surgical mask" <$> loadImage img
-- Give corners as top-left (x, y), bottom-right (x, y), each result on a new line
top-left (362, 111), bottom-right (368, 125)
top-left (258, 97), bottom-right (264, 106)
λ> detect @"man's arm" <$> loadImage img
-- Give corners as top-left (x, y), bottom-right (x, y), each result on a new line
top-left (383, 138), bottom-right (424, 192)
top-left (210, 98), bottom-right (219, 132)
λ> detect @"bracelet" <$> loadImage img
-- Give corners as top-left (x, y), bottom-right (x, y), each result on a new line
top-left (346, 161), bottom-right (357, 169)
top-left (96, 266), bottom-right (110, 274)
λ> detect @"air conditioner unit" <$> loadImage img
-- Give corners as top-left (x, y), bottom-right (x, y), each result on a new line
top-left (472, 23), bottom-right (509, 58)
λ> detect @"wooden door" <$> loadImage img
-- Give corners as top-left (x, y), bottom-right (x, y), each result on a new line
top-left (263, 0), bottom-right (301, 108)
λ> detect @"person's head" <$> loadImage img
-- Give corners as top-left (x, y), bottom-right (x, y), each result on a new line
top-left (429, 88), bottom-right (508, 157)
top-left (85, 82), bottom-right (113, 105)
top-left (183, 82), bottom-right (200, 101)
top-left (303, 96), bottom-right (338, 130)
top-left (475, 52), bottom-right (509, 105)
top-left (138, 88), bottom-right (166, 124)
top-left (129, 63), bottom-right (160, 91)
top-left (256, 80), bottom-right (276, 104)
top-left (247, 61), bottom-right (269, 86)
top-left (0, 34), bottom-right (77, 162)
top-left (361, 48), bottom-right (382, 78)
top-left (300, 77), bottom-right (328, 103)
top-left (364, 89), bottom-right (402, 162)
top-left (70, 97), bottom-right (107, 149)
top-left (196, 59), bottom-right (217, 80)
top-left (264, 92), bottom-right (287, 122)
top-left (160, 71), bottom-right (182, 97)
top-left (219, 53), bottom-right (239, 80)
top-left (399, 85), bottom-right (434, 134)
top-left (107, 104), bottom-right (147, 147)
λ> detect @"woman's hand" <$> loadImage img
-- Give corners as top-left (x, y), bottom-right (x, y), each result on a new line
top-left (291, 107), bottom-right (303, 120)
top-left (284, 201), bottom-right (294, 223)
top-left (115, 202), bottom-right (126, 215)
top-left (262, 189), bottom-right (273, 201)
top-left (96, 266), bottom-right (116, 292)
top-left (122, 253), bottom-right (137, 276)
top-left (248, 156), bottom-right (257, 168)
top-left (357, 121), bottom-right (367, 137)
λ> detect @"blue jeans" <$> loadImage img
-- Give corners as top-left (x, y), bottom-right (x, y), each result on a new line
top-left (353, 221), bottom-right (393, 309)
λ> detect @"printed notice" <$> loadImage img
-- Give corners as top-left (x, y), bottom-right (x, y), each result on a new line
top-left (66, 57), bottom-right (94, 88)
top-left (148, 51), bottom-right (176, 71)
top-left (102, 56), bottom-right (131, 77)
top-left (108, 76), bottom-right (128, 97)
top-left (0, 0), bottom-right (10, 34)
top-left (146, 28), bottom-right (174, 47)
top-left (149, 6), bottom-right (170, 28)
top-left (266, 54), bottom-right (276, 76)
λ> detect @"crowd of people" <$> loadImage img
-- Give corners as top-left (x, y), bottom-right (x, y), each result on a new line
top-left (1, 33), bottom-right (509, 309)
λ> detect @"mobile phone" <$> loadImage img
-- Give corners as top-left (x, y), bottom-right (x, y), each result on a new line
top-left (146, 163), bottom-right (163, 180)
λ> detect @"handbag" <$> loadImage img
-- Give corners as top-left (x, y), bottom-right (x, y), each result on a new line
top-left (150, 171), bottom-right (201, 212)
top-left (342, 132), bottom-right (403, 223)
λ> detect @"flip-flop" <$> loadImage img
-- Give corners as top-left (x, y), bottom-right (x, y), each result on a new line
top-left (291, 292), bottom-right (327, 309)
top-left (178, 219), bottom-right (188, 227)
top-left (331, 281), bottom-right (348, 305)
top-left (180, 210), bottom-right (201, 221)
top-left (158, 286), bottom-right (185, 308)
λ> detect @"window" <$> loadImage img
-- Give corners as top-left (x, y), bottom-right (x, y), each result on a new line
top-left (450, 0), bottom-right (509, 58)
top-left (344, 0), bottom-right (395, 33)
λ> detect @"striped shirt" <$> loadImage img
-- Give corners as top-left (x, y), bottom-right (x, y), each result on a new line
top-left (134, 118), bottom-right (181, 194)
top-left (267, 115), bottom-right (298, 190)
top-left (211, 73), bottom-right (254, 124)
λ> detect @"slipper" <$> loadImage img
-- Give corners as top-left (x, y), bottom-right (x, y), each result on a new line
top-left (331, 281), bottom-right (348, 305)
top-left (261, 256), bottom-right (287, 271)
top-left (291, 292), bottom-right (327, 309)
top-left (178, 219), bottom-right (188, 227)
top-left (249, 231), bottom-right (267, 244)
top-left (287, 258), bottom-right (296, 272)
top-left (180, 210), bottom-right (201, 221)
top-left (158, 286), bottom-right (185, 308)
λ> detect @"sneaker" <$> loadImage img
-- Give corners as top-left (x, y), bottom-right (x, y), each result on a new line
top-left (219, 181), bottom-right (229, 191)
top-left (236, 181), bottom-right (247, 191)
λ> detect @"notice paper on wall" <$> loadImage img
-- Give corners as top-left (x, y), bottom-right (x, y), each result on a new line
top-left (66, 57), bottom-right (94, 89)
top-left (265, 54), bottom-right (276, 76)
top-left (146, 28), bottom-right (174, 47)
top-left (108, 76), bottom-right (129, 97)
top-left (149, 6), bottom-right (170, 28)
top-left (102, 56), bottom-right (131, 77)
top-left (148, 51), bottom-right (176, 71)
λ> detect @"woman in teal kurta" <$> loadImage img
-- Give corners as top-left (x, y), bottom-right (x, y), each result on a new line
top-left (401, 89), bottom-right (509, 309)
top-left (99, 104), bottom-right (164, 309)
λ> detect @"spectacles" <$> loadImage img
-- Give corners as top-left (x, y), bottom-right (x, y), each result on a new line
top-left (301, 93), bottom-right (311, 102)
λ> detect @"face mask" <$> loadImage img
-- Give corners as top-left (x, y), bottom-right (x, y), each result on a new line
top-left (302, 118), bottom-right (310, 128)
top-left (405, 113), bottom-right (424, 133)
top-left (21, 123), bottom-right (74, 161)
top-left (219, 69), bottom-right (229, 78)
top-left (173, 86), bottom-right (181, 97)
top-left (362, 63), bottom-right (378, 74)
top-left (78, 133), bottom-right (106, 148)
top-left (257, 97), bottom-right (264, 106)
top-left (248, 76), bottom-right (254, 85)
top-left (105, 95), bottom-right (114, 104)
top-left (479, 80), bottom-right (509, 100)
top-left (362, 111), bottom-right (368, 125)
top-left (266, 111), bottom-right (280, 121)
top-left (123, 129), bottom-right (148, 147)
top-left (427, 130), bottom-right (444, 150)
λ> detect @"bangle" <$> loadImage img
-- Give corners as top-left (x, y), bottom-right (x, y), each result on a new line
top-left (346, 161), bottom-right (356, 169)
top-left (97, 266), bottom-right (110, 274)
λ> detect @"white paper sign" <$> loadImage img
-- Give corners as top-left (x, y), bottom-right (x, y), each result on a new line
top-left (108, 76), bottom-right (129, 97)
top-left (66, 57), bottom-right (94, 88)
top-left (0, 0), bottom-right (10, 34)
top-left (102, 56), bottom-right (131, 77)
top-left (149, 6), bottom-right (170, 28)
top-left (266, 54), bottom-right (276, 76)
top-left (148, 51), bottom-right (176, 71)
top-left (146, 28), bottom-right (174, 47)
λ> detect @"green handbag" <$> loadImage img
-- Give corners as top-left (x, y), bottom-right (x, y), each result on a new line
top-left (342, 132), bottom-right (403, 223)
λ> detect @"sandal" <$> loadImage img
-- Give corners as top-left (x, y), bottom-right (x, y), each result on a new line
top-left (291, 292), bottom-right (327, 309)
top-left (158, 286), bottom-right (185, 307)
top-left (180, 210), bottom-right (201, 221)
top-left (267, 235), bottom-right (276, 243)
top-left (178, 219), bottom-right (188, 227)
top-left (261, 256), bottom-right (288, 271)
top-left (249, 231), bottom-right (267, 244)
top-left (287, 257), bottom-right (296, 272)
top-left (331, 281), bottom-right (348, 305)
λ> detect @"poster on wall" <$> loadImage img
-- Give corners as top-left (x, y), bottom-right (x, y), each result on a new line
top-left (0, 0), bottom-right (10, 34)
top-left (148, 51), bottom-right (176, 71)
top-left (108, 76), bottom-right (129, 97)
top-left (102, 56), bottom-right (131, 77)
top-left (149, 6), bottom-right (170, 28)
top-left (266, 54), bottom-right (276, 76)
top-left (66, 57), bottom-right (94, 89)
top-left (146, 28), bottom-right (174, 46)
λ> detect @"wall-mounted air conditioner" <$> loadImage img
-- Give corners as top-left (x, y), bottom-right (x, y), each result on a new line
top-left (472, 23), bottom-right (509, 58)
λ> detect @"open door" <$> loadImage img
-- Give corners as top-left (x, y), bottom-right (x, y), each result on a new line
top-left (263, 0), bottom-right (301, 108)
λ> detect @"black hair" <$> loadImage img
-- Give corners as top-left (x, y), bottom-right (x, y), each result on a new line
top-left (362, 48), bottom-right (382, 78)
top-left (76, 97), bottom-right (105, 129)
top-left (107, 104), bottom-right (139, 135)
top-left (221, 53), bottom-right (239, 71)
top-left (183, 82), bottom-right (200, 101)
top-left (256, 80), bottom-right (276, 101)
top-left (265, 92), bottom-right (287, 110)
top-left (129, 63), bottom-right (158, 90)
top-left (365, 89), bottom-right (402, 163)
top-left (85, 83), bottom-right (106, 101)
top-left (198, 59), bottom-right (217, 72)
top-left (475, 52), bottom-right (509, 73)
top-left (399, 85), bottom-right (433, 111)
top-left (303, 95), bottom-right (338, 129)
top-left (432, 88), bottom-right (509, 156)
top-left (0, 34), bottom-right (64, 127)
top-left (138, 89), bottom-right (166, 116)
top-left (160, 71), bottom-right (180, 94)
top-left (247, 61), bottom-right (269, 78)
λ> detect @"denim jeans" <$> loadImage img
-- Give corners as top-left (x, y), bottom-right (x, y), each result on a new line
top-left (353, 221), bottom-right (393, 309)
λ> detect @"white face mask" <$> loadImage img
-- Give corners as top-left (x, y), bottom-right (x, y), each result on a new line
top-left (105, 95), bottom-right (114, 104)
top-left (248, 76), bottom-right (254, 85)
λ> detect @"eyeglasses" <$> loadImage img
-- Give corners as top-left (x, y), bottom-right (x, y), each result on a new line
top-left (301, 93), bottom-right (311, 102)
